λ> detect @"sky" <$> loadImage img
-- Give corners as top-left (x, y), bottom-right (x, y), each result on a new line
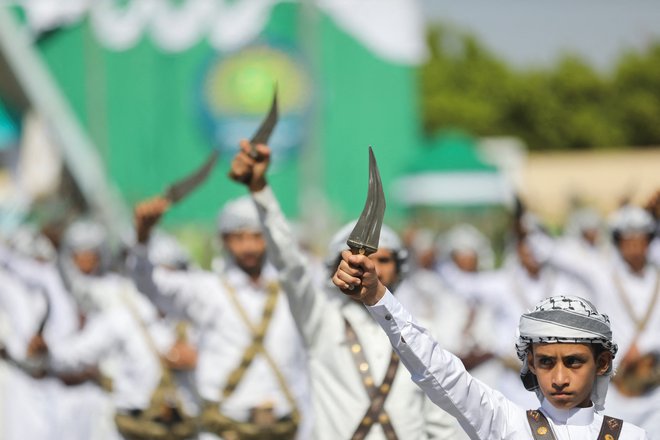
top-left (421, 0), bottom-right (660, 71)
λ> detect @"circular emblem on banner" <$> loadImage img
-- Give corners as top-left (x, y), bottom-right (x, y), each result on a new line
top-left (199, 43), bottom-right (312, 161)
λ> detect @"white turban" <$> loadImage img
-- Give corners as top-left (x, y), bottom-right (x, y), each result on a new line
top-left (148, 231), bottom-right (189, 269)
top-left (441, 223), bottom-right (494, 270)
top-left (608, 206), bottom-right (654, 236)
top-left (566, 208), bottom-right (602, 236)
top-left (516, 295), bottom-right (618, 411)
top-left (520, 212), bottom-right (545, 235)
top-left (61, 219), bottom-right (111, 275)
top-left (8, 225), bottom-right (56, 261)
top-left (409, 228), bottom-right (436, 255)
top-left (217, 196), bottom-right (261, 234)
top-left (62, 219), bottom-right (108, 253)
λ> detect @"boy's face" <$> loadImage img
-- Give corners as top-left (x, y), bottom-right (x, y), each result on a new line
top-left (527, 343), bottom-right (611, 410)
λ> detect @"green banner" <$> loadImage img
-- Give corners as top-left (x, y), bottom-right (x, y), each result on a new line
top-left (36, 3), bottom-right (419, 230)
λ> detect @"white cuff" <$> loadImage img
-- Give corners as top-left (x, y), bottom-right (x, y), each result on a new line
top-left (367, 289), bottom-right (412, 344)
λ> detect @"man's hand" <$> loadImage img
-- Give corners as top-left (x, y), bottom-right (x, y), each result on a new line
top-left (58, 367), bottom-right (101, 386)
top-left (621, 342), bottom-right (642, 368)
top-left (27, 333), bottom-right (48, 358)
top-left (332, 250), bottom-right (386, 306)
top-left (460, 350), bottom-right (495, 371)
top-left (134, 196), bottom-right (170, 244)
top-left (164, 340), bottom-right (198, 371)
top-left (229, 140), bottom-right (271, 192)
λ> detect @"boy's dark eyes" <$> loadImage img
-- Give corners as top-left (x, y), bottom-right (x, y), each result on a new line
top-left (538, 356), bottom-right (586, 368)
top-left (564, 356), bottom-right (586, 367)
top-left (538, 357), bottom-right (554, 367)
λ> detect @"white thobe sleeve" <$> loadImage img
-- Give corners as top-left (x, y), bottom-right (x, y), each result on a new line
top-left (367, 290), bottom-right (523, 440)
top-left (0, 271), bottom-right (45, 362)
top-left (649, 237), bottom-right (660, 267)
top-left (127, 245), bottom-right (221, 330)
top-left (423, 389), bottom-right (466, 439)
top-left (47, 310), bottom-right (121, 372)
top-left (251, 186), bottom-right (332, 348)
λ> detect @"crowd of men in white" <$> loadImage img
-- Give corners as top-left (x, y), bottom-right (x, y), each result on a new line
top-left (1, 144), bottom-right (660, 440)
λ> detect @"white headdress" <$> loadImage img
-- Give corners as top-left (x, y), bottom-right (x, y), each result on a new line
top-left (8, 225), bottom-right (56, 261)
top-left (441, 223), bottom-right (494, 270)
top-left (217, 196), bottom-right (261, 234)
top-left (149, 231), bottom-right (189, 269)
top-left (565, 208), bottom-right (602, 237)
top-left (516, 295), bottom-right (618, 411)
top-left (61, 219), bottom-right (111, 274)
top-left (608, 206), bottom-right (654, 237)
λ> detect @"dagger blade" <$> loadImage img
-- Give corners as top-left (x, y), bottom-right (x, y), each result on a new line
top-left (165, 150), bottom-right (219, 204)
top-left (249, 85), bottom-right (278, 158)
top-left (346, 147), bottom-right (386, 255)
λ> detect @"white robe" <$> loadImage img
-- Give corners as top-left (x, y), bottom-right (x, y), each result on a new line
top-left (46, 273), bottom-right (169, 440)
top-left (252, 186), bottom-right (460, 440)
top-left (1, 252), bottom-right (119, 440)
top-left (129, 247), bottom-right (312, 440)
top-left (0, 267), bottom-right (52, 440)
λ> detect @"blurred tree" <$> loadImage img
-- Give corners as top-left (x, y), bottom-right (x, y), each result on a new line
top-left (613, 44), bottom-right (660, 146)
top-left (420, 25), bottom-right (660, 150)
top-left (420, 27), bottom-right (514, 136)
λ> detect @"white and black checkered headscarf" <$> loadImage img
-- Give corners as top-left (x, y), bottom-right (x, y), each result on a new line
top-left (516, 295), bottom-right (618, 411)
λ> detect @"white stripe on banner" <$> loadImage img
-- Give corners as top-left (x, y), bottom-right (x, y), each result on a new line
top-left (17, 0), bottom-right (426, 64)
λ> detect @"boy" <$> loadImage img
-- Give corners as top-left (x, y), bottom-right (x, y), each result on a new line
top-left (333, 250), bottom-right (650, 439)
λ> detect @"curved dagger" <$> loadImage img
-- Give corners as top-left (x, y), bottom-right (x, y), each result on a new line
top-left (346, 147), bottom-right (386, 255)
top-left (164, 150), bottom-right (219, 203)
top-left (228, 85), bottom-right (278, 183)
top-left (249, 85), bottom-right (279, 158)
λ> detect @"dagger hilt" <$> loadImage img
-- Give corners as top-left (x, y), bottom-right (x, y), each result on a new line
top-left (248, 143), bottom-right (259, 160)
top-left (229, 141), bottom-right (262, 183)
top-left (345, 246), bottom-right (377, 291)
top-left (347, 240), bottom-right (377, 257)
top-left (349, 247), bottom-right (368, 256)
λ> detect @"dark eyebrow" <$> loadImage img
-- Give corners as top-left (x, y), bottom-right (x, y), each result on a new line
top-left (561, 353), bottom-right (589, 359)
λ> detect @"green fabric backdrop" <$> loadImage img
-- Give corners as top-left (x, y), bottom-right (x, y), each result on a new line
top-left (35, 3), bottom-right (419, 229)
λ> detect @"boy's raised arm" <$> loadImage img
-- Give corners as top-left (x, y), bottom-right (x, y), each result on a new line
top-left (332, 251), bottom-right (521, 439)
